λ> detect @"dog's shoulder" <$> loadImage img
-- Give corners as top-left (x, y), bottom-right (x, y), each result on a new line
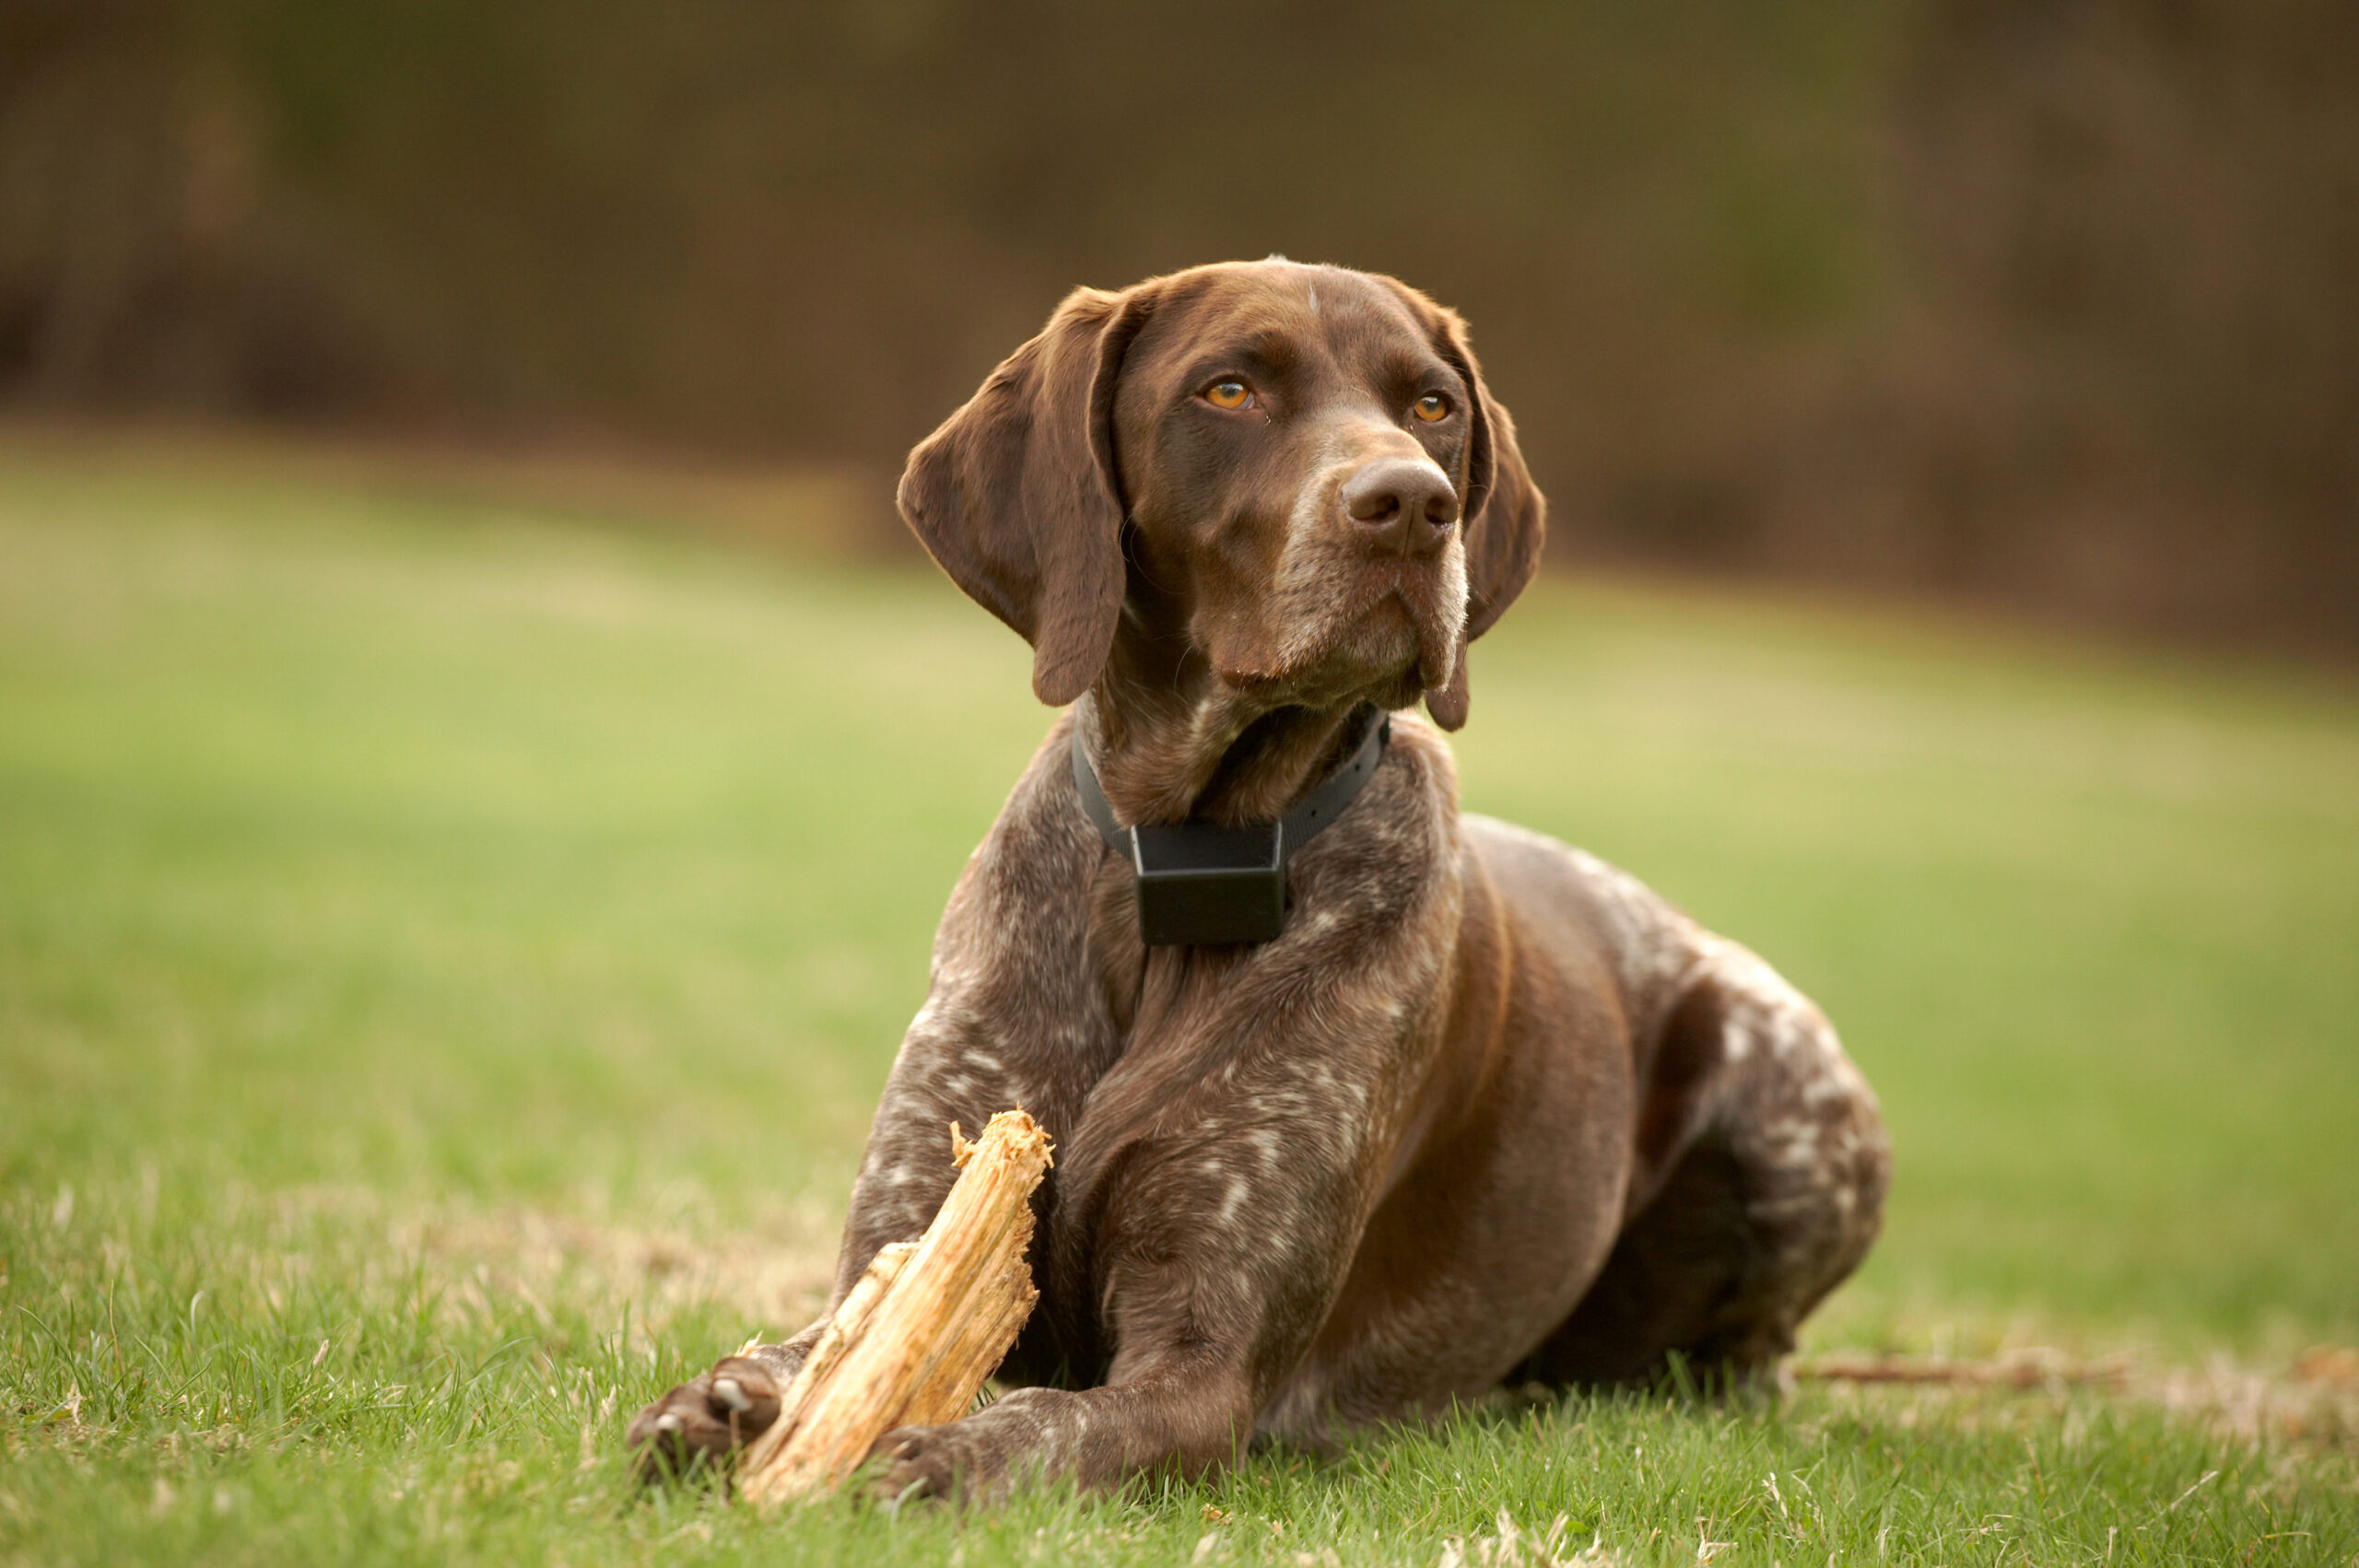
top-left (929, 714), bottom-right (1106, 977)
top-left (1458, 813), bottom-right (1706, 1022)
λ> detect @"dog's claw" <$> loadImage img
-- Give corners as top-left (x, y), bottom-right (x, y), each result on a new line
top-left (627, 1354), bottom-right (789, 1482)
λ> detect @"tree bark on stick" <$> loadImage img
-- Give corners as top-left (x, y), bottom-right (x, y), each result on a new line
top-left (737, 1109), bottom-right (1051, 1506)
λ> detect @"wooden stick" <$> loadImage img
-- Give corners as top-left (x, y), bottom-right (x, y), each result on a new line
top-left (734, 1240), bottom-right (914, 1480)
top-left (900, 1258), bottom-right (1037, 1428)
top-left (738, 1109), bottom-right (1053, 1505)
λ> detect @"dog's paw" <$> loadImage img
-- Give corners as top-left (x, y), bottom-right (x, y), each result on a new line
top-left (864, 1420), bottom-right (968, 1504)
top-left (863, 1388), bottom-right (1074, 1504)
top-left (626, 1355), bottom-right (782, 1481)
top-left (865, 1415), bottom-right (1032, 1506)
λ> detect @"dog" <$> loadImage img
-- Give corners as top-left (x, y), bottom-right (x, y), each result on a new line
top-left (628, 258), bottom-right (1888, 1499)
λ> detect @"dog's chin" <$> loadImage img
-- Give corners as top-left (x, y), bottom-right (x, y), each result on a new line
top-left (1216, 593), bottom-right (1447, 714)
top-left (1328, 592), bottom-right (1422, 673)
top-left (1208, 545), bottom-right (1468, 713)
top-left (1379, 567), bottom-right (1470, 698)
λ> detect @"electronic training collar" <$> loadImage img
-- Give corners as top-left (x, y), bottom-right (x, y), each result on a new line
top-left (1072, 704), bottom-right (1391, 947)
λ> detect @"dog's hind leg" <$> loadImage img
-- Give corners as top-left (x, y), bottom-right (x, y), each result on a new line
top-left (1513, 938), bottom-right (1890, 1391)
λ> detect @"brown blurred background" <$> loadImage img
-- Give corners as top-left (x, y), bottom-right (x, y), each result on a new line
top-left (5, 0), bottom-right (2353, 653)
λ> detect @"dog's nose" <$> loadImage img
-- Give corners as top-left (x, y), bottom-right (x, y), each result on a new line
top-left (1342, 458), bottom-right (1460, 556)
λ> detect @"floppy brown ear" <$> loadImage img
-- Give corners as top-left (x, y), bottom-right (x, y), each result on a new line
top-left (1420, 308), bottom-right (1546, 731)
top-left (898, 286), bottom-right (1153, 707)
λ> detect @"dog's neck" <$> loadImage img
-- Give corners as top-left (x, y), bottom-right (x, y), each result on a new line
top-left (1080, 641), bottom-right (1375, 831)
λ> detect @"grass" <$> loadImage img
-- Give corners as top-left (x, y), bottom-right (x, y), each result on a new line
top-left (2, 436), bottom-right (2355, 1563)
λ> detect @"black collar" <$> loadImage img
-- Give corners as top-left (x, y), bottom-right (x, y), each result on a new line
top-left (1072, 704), bottom-right (1391, 947)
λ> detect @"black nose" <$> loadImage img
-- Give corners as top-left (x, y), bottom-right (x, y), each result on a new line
top-left (1342, 458), bottom-right (1460, 556)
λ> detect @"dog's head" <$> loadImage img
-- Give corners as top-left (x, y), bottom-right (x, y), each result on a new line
top-left (898, 259), bottom-right (1544, 731)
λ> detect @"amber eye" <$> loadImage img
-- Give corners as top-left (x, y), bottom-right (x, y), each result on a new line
top-left (1414, 392), bottom-right (1451, 423)
top-left (1204, 380), bottom-right (1252, 410)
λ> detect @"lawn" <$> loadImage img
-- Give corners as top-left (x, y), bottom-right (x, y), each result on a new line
top-left (3, 436), bottom-right (2354, 1564)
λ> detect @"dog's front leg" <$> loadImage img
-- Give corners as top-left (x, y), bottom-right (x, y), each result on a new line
top-left (628, 970), bottom-right (1068, 1477)
top-left (864, 953), bottom-right (1435, 1503)
top-left (869, 1353), bottom-right (1259, 1503)
top-left (860, 1097), bottom-right (1385, 1501)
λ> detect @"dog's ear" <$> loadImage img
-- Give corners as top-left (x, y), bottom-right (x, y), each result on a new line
top-left (898, 285), bottom-right (1153, 707)
top-left (1425, 306), bottom-right (1546, 731)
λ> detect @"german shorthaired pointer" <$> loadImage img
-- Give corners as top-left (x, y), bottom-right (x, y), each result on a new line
top-left (629, 259), bottom-right (1889, 1498)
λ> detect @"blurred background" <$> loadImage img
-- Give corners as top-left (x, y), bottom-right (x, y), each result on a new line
top-left (6, 11), bottom-right (2359, 1550)
top-left (6, 0), bottom-right (2355, 653)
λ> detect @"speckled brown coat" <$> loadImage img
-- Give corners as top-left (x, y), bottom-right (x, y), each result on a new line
top-left (629, 260), bottom-right (1889, 1500)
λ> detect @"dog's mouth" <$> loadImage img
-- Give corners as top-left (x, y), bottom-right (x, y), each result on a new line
top-left (1335, 548), bottom-right (1466, 688)
top-left (1347, 581), bottom-right (1453, 686)
top-left (1212, 551), bottom-right (1465, 704)
top-left (1393, 561), bottom-right (1469, 692)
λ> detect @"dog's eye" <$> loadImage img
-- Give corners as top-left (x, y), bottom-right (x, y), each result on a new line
top-left (1414, 392), bottom-right (1451, 423)
top-left (1203, 380), bottom-right (1253, 410)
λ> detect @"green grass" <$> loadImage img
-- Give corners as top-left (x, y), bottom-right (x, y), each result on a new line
top-left (3, 439), bottom-right (2355, 1563)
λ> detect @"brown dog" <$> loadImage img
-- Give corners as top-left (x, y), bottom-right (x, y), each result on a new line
top-left (628, 259), bottom-right (1888, 1498)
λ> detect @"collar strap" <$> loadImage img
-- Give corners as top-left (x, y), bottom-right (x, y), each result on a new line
top-left (1071, 704), bottom-right (1391, 946)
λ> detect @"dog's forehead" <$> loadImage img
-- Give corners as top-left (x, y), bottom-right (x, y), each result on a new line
top-left (1134, 263), bottom-right (1438, 381)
